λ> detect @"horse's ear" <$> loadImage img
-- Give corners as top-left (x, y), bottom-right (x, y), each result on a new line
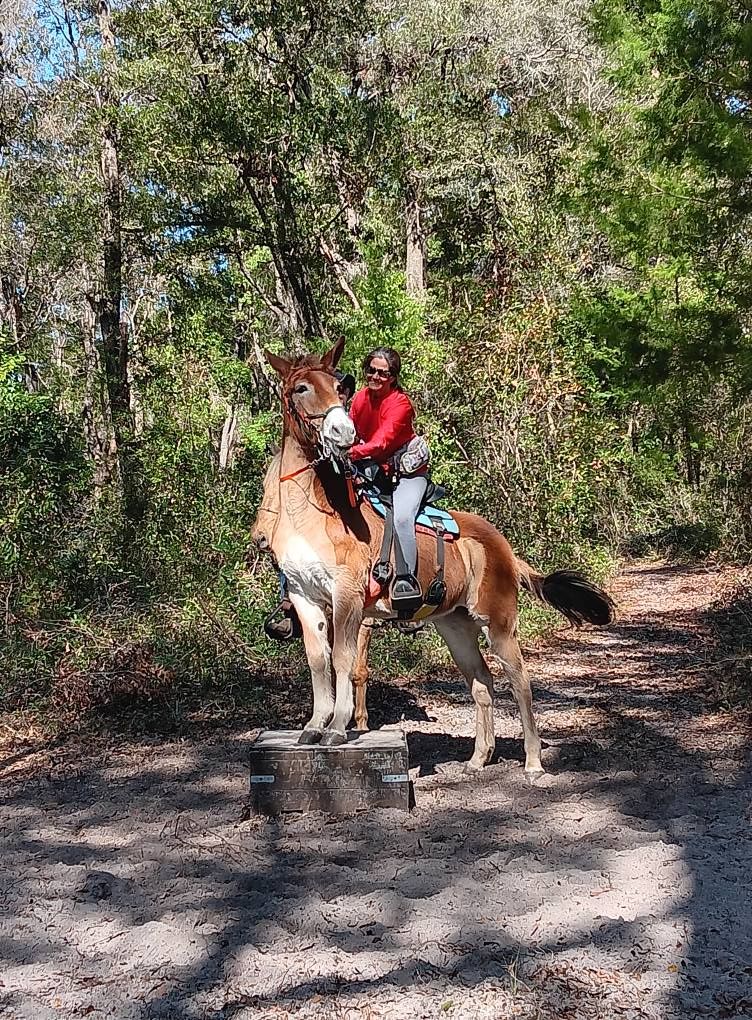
top-left (264, 349), bottom-right (292, 378)
top-left (321, 336), bottom-right (345, 372)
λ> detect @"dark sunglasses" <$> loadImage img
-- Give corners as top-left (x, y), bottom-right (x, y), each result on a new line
top-left (366, 366), bottom-right (392, 379)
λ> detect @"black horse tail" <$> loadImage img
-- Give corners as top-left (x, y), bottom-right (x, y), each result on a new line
top-left (516, 558), bottom-right (615, 627)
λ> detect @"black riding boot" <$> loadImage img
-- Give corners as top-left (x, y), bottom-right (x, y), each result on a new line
top-left (263, 599), bottom-right (302, 642)
top-left (391, 573), bottom-right (423, 619)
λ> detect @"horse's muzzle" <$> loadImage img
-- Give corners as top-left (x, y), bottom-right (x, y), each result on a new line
top-left (322, 406), bottom-right (356, 450)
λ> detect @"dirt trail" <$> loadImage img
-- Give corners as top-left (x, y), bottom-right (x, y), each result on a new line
top-left (1, 563), bottom-right (751, 1020)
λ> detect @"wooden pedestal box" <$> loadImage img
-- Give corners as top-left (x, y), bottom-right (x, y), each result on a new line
top-left (248, 729), bottom-right (411, 815)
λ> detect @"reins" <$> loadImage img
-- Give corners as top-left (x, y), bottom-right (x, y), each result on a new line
top-left (279, 463), bottom-right (316, 483)
top-left (279, 458), bottom-right (357, 510)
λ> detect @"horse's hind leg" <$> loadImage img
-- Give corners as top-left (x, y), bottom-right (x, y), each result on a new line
top-left (352, 623), bottom-right (372, 731)
top-left (489, 623), bottom-right (543, 779)
top-left (433, 612), bottom-right (495, 772)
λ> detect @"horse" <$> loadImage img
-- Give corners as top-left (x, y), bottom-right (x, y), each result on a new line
top-left (253, 338), bottom-right (614, 777)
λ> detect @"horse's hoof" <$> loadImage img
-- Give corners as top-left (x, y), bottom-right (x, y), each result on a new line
top-left (298, 729), bottom-right (323, 745)
top-left (319, 729), bottom-right (347, 747)
top-left (524, 767), bottom-right (545, 785)
top-left (464, 758), bottom-right (486, 774)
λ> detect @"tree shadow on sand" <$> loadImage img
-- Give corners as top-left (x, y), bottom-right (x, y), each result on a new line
top-left (1, 564), bottom-right (751, 1019)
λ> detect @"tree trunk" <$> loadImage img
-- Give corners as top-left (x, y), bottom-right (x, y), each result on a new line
top-left (405, 178), bottom-right (427, 296)
top-left (124, 303), bottom-right (145, 438)
top-left (683, 423), bottom-right (701, 487)
top-left (328, 148), bottom-right (366, 266)
top-left (273, 265), bottom-right (306, 338)
top-left (0, 275), bottom-right (22, 350)
top-left (93, 0), bottom-right (148, 521)
top-left (217, 403), bottom-right (240, 472)
top-left (679, 381), bottom-right (700, 488)
top-left (270, 171), bottom-right (324, 338)
top-left (81, 296), bottom-right (119, 491)
top-left (1, 274), bottom-right (42, 391)
top-left (319, 238), bottom-right (362, 311)
top-left (240, 164), bottom-right (324, 340)
top-left (96, 0), bottom-right (130, 427)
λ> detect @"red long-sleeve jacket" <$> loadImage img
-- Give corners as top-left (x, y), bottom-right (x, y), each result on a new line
top-left (348, 386), bottom-right (417, 472)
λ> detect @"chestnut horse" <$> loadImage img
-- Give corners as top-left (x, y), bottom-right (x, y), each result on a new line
top-left (254, 339), bottom-right (614, 776)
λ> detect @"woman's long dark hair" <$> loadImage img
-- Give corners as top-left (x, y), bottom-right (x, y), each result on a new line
top-left (362, 347), bottom-right (402, 389)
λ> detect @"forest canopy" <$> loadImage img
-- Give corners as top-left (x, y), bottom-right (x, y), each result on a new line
top-left (2, 0), bottom-right (751, 728)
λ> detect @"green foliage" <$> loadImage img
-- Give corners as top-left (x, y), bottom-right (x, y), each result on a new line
top-left (561, 0), bottom-right (752, 552)
top-left (8, 0), bottom-right (752, 733)
top-left (342, 256), bottom-right (427, 361)
top-left (0, 361), bottom-right (89, 591)
top-left (338, 251), bottom-right (444, 393)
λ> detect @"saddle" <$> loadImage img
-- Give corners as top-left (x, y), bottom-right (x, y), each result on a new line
top-left (363, 486), bottom-right (460, 539)
top-left (353, 468), bottom-right (458, 621)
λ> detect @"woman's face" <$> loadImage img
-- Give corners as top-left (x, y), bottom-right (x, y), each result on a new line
top-left (365, 355), bottom-right (393, 395)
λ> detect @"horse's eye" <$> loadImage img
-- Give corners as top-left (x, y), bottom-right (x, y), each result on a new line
top-left (293, 384), bottom-right (308, 395)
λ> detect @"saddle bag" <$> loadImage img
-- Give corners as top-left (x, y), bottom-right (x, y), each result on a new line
top-left (395, 435), bottom-right (430, 477)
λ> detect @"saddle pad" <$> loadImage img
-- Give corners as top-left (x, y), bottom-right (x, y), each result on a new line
top-left (364, 491), bottom-right (460, 538)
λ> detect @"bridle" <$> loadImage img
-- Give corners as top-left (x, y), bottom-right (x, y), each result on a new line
top-left (279, 388), bottom-right (355, 504)
top-left (283, 393), bottom-right (344, 458)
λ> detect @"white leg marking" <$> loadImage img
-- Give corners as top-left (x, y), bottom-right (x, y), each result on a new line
top-left (290, 596), bottom-right (333, 731)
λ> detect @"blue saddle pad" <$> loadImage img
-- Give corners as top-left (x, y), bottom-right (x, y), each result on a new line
top-left (363, 491), bottom-right (460, 537)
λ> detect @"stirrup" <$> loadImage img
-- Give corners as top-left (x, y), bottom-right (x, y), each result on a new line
top-left (425, 577), bottom-right (447, 607)
top-left (395, 619), bottom-right (425, 636)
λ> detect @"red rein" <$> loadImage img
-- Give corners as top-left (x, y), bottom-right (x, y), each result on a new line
top-left (279, 461), bottom-right (358, 509)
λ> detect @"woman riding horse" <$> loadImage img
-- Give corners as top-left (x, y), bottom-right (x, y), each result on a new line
top-left (264, 350), bottom-right (430, 636)
top-left (348, 347), bottom-right (429, 607)
top-left (255, 339), bottom-right (615, 773)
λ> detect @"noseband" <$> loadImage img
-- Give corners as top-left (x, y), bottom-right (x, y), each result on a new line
top-left (284, 395), bottom-right (343, 450)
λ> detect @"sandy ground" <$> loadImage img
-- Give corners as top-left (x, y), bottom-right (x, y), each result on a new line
top-left (1, 562), bottom-right (751, 1020)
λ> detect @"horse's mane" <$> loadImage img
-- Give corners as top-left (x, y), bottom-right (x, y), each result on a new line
top-left (292, 353), bottom-right (332, 371)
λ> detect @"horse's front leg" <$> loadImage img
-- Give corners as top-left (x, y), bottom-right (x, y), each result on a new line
top-left (352, 623), bottom-right (372, 731)
top-left (320, 593), bottom-right (365, 746)
top-left (289, 595), bottom-right (334, 745)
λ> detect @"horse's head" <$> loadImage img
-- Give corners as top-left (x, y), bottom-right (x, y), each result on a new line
top-left (264, 338), bottom-right (356, 459)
